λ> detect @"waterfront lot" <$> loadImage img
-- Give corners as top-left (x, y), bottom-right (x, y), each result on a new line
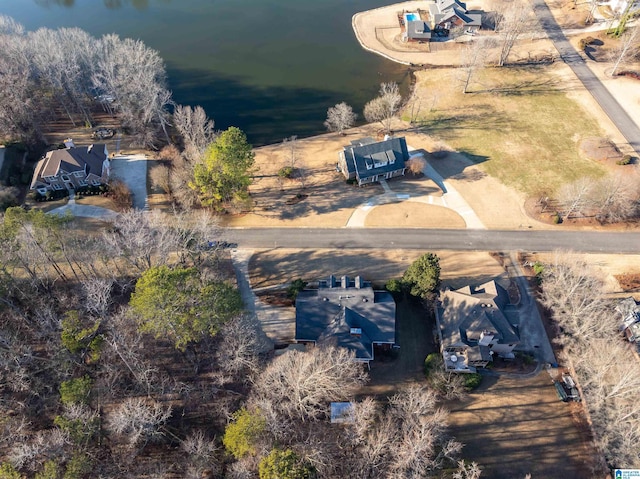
top-left (410, 63), bottom-right (611, 196)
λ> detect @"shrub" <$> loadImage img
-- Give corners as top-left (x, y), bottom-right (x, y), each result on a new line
top-left (578, 36), bottom-right (596, 50)
top-left (287, 279), bottom-right (308, 299)
top-left (35, 460), bottom-right (59, 479)
top-left (463, 373), bottom-right (482, 390)
top-left (0, 463), bottom-right (21, 479)
top-left (385, 278), bottom-right (404, 294)
top-left (0, 187), bottom-right (20, 212)
top-left (551, 213), bottom-right (561, 224)
top-left (617, 155), bottom-right (632, 165)
top-left (278, 166), bottom-right (295, 179)
top-left (222, 408), bottom-right (266, 459)
top-left (424, 353), bottom-right (442, 376)
top-left (259, 449), bottom-right (313, 479)
top-left (59, 376), bottom-right (92, 405)
top-left (62, 453), bottom-right (92, 479)
top-left (60, 311), bottom-right (102, 360)
top-left (105, 178), bottom-right (132, 211)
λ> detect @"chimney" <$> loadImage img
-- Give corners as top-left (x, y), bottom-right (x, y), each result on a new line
top-left (341, 275), bottom-right (349, 289)
top-left (87, 144), bottom-right (93, 154)
top-left (355, 276), bottom-right (363, 289)
top-left (64, 138), bottom-right (75, 149)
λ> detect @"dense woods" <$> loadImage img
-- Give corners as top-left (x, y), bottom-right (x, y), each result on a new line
top-left (0, 206), bottom-right (468, 478)
top-left (0, 15), bottom-right (171, 147)
top-left (539, 255), bottom-right (640, 469)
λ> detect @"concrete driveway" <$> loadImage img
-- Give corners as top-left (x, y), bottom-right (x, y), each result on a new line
top-left (110, 155), bottom-right (148, 209)
top-left (49, 201), bottom-right (118, 220)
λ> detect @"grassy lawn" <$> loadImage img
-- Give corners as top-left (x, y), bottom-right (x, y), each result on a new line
top-left (75, 194), bottom-right (117, 209)
top-left (409, 65), bottom-right (607, 196)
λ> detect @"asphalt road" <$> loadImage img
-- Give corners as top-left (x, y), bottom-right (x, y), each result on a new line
top-left (532, 0), bottom-right (640, 156)
top-left (227, 228), bottom-right (640, 253)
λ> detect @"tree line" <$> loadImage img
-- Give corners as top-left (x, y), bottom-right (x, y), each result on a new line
top-left (0, 15), bottom-right (171, 148)
top-left (539, 254), bottom-right (640, 471)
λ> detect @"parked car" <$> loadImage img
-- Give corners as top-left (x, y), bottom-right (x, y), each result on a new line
top-left (206, 240), bottom-right (238, 249)
top-left (91, 128), bottom-right (115, 140)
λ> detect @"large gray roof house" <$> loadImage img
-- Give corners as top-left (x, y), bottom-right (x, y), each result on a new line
top-left (295, 275), bottom-right (396, 364)
top-left (338, 137), bottom-right (409, 186)
top-left (31, 141), bottom-right (110, 195)
top-left (428, 0), bottom-right (482, 35)
top-left (435, 280), bottom-right (519, 373)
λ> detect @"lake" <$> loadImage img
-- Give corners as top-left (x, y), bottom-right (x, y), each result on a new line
top-left (0, 0), bottom-right (411, 145)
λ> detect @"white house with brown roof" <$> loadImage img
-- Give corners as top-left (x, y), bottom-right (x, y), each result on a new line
top-left (435, 280), bottom-right (519, 373)
top-left (30, 140), bottom-right (110, 195)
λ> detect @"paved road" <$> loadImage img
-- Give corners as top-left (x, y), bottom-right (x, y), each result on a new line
top-left (532, 0), bottom-right (640, 156)
top-left (227, 227), bottom-right (640, 253)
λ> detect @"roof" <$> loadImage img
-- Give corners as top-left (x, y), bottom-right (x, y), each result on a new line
top-left (429, 0), bottom-right (482, 27)
top-left (330, 402), bottom-right (355, 424)
top-left (407, 20), bottom-right (432, 39)
top-left (295, 275), bottom-right (396, 361)
top-left (438, 280), bottom-right (520, 352)
top-left (31, 145), bottom-right (107, 188)
top-left (342, 137), bottom-right (409, 180)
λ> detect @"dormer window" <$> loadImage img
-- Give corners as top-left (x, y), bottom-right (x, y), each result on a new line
top-left (61, 175), bottom-right (70, 182)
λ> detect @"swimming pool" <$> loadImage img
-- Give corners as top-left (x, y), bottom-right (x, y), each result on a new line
top-left (405, 12), bottom-right (420, 22)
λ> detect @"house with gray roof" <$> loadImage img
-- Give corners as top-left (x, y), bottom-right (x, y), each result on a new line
top-left (30, 140), bottom-right (110, 195)
top-left (617, 297), bottom-right (640, 343)
top-left (338, 136), bottom-right (409, 186)
top-left (402, 12), bottom-right (432, 42)
top-left (435, 280), bottom-right (519, 373)
top-left (427, 0), bottom-right (482, 36)
top-left (295, 275), bottom-right (396, 364)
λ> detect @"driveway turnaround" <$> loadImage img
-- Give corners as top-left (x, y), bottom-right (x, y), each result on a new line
top-left (533, 0), bottom-right (640, 156)
top-left (110, 155), bottom-right (148, 210)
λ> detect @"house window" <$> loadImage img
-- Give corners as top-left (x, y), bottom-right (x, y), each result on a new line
top-left (45, 176), bottom-right (56, 182)
top-left (91, 179), bottom-right (101, 186)
top-left (61, 175), bottom-right (70, 182)
top-left (37, 188), bottom-right (48, 195)
top-left (52, 183), bottom-right (63, 190)
top-left (78, 179), bottom-right (88, 186)
top-left (74, 171), bottom-right (84, 178)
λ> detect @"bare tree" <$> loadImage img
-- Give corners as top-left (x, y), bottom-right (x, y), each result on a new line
top-left (556, 177), bottom-right (593, 220)
top-left (181, 430), bottom-right (222, 478)
top-left (539, 255), bottom-right (640, 468)
top-left (252, 346), bottom-right (367, 423)
top-left (173, 104), bottom-right (215, 162)
top-left (8, 429), bottom-right (69, 472)
top-left (216, 314), bottom-right (271, 379)
top-left (150, 162), bottom-right (172, 195)
top-left (282, 135), bottom-right (301, 169)
top-left (539, 254), bottom-right (610, 345)
top-left (364, 82), bottom-right (403, 135)
top-left (107, 397), bottom-right (172, 447)
top-left (324, 102), bottom-right (357, 135)
top-left (453, 460), bottom-right (483, 479)
top-left (348, 385), bottom-right (460, 478)
top-left (460, 37), bottom-right (494, 93)
top-left (496, 0), bottom-right (535, 66)
top-left (611, 23), bottom-right (640, 76)
top-left (406, 155), bottom-right (427, 176)
top-left (82, 277), bottom-right (113, 318)
top-left (591, 173), bottom-right (640, 223)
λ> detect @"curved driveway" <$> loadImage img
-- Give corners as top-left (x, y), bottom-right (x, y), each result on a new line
top-left (532, 0), bottom-right (640, 156)
top-left (227, 227), bottom-right (640, 254)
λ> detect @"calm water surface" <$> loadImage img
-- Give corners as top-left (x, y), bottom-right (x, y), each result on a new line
top-left (0, 0), bottom-right (410, 145)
